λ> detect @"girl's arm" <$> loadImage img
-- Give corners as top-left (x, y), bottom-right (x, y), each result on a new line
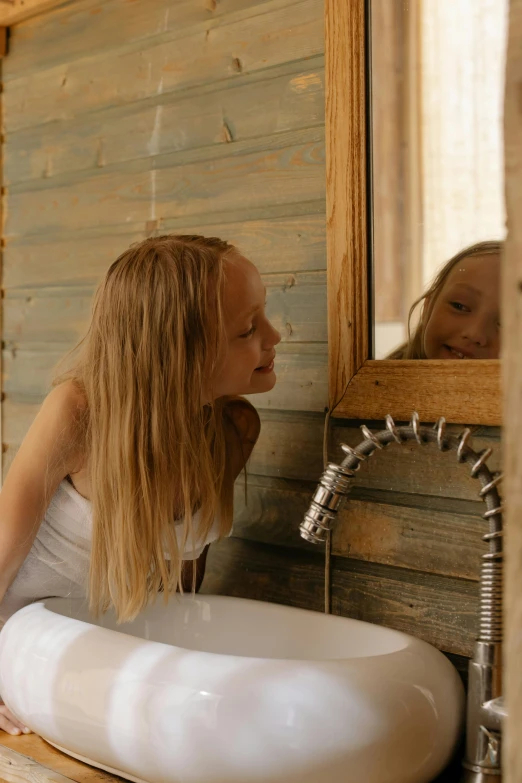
top-left (0, 381), bottom-right (85, 603)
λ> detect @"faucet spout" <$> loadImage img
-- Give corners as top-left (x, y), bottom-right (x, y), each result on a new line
top-left (300, 413), bottom-right (504, 781)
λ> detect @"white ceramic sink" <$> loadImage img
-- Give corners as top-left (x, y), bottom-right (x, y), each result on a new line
top-left (0, 595), bottom-right (464, 783)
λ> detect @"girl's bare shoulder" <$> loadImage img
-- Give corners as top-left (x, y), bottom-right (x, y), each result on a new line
top-left (41, 380), bottom-right (87, 432)
top-left (35, 381), bottom-right (88, 463)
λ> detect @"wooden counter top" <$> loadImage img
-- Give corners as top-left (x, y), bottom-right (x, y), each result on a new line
top-left (0, 733), bottom-right (124, 783)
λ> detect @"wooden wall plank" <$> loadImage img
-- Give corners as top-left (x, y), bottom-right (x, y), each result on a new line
top-left (201, 535), bottom-right (326, 612)
top-left (504, 0), bottom-right (522, 777)
top-left (3, 272), bottom-right (327, 346)
top-left (202, 536), bottom-right (479, 657)
top-left (5, 59), bottom-right (324, 185)
top-left (2, 348), bottom-right (65, 400)
top-left (6, 0), bottom-right (277, 75)
top-left (249, 411), bottom-right (501, 498)
top-left (4, 0), bottom-right (324, 131)
top-left (5, 129), bottom-right (325, 238)
top-left (2, 344), bottom-right (329, 412)
top-left (232, 475), bottom-right (486, 580)
top-left (3, 210), bottom-right (326, 289)
top-left (3, 399), bottom-right (501, 503)
top-left (332, 497), bottom-right (485, 581)
top-left (331, 555), bottom-right (478, 658)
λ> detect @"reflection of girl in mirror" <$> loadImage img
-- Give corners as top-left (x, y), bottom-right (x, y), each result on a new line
top-left (388, 241), bottom-right (502, 360)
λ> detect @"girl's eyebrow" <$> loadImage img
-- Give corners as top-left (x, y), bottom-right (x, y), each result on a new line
top-left (447, 282), bottom-right (482, 296)
top-left (240, 304), bottom-right (260, 319)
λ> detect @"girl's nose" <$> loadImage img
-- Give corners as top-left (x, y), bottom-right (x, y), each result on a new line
top-left (264, 321), bottom-right (281, 348)
top-left (463, 317), bottom-right (492, 347)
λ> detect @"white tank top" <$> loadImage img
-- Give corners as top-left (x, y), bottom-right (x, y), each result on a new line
top-left (0, 479), bottom-right (222, 629)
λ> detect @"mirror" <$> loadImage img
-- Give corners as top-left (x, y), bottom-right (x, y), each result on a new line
top-left (324, 0), bottom-right (502, 423)
top-left (371, 0), bottom-right (508, 360)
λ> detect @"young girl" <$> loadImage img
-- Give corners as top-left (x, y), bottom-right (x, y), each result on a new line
top-left (388, 241), bottom-right (502, 360)
top-left (0, 234), bottom-right (281, 735)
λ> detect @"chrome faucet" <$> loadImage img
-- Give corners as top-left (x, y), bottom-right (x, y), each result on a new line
top-left (300, 413), bottom-right (504, 781)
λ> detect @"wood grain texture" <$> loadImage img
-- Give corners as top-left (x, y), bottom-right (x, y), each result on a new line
top-left (232, 474), bottom-right (487, 580)
top-left (202, 536), bottom-right (479, 656)
top-left (503, 0), bottom-right (522, 779)
top-left (4, 0), bottom-right (324, 131)
top-left (3, 405), bottom-right (501, 503)
top-left (334, 359), bottom-right (502, 425)
top-left (5, 58), bottom-right (324, 185)
top-left (0, 734), bottom-right (121, 783)
top-left (325, 0), bottom-right (368, 407)
top-left (6, 0), bottom-right (277, 76)
top-left (5, 128), bottom-right (325, 239)
top-left (3, 209), bottom-right (326, 289)
top-left (250, 411), bottom-right (501, 498)
top-left (3, 272), bottom-right (327, 347)
top-left (326, 0), bottom-right (502, 425)
top-left (2, 344), bottom-right (329, 412)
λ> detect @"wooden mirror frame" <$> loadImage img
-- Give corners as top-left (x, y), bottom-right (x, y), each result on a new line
top-left (326, 0), bottom-right (501, 425)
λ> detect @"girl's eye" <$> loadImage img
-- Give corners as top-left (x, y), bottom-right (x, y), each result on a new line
top-left (449, 301), bottom-right (470, 312)
top-left (239, 325), bottom-right (256, 338)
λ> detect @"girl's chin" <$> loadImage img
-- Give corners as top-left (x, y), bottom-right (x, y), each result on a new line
top-left (249, 369), bottom-right (277, 391)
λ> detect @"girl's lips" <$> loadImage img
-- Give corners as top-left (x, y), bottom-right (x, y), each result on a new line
top-left (255, 359), bottom-right (275, 373)
top-left (444, 345), bottom-right (476, 359)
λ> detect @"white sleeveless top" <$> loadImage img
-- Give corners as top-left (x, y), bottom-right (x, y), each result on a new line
top-left (0, 479), bottom-right (222, 629)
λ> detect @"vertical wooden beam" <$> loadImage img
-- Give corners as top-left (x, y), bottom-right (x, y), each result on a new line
top-left (325, 0), bottom-right (368, 407)
top-left (503, 0), bottom-right (522, 780)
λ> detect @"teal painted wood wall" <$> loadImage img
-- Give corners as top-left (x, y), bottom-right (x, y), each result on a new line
top-left (1, 0), bottom-right (501, 681)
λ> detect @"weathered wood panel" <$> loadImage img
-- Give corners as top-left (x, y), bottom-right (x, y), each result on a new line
top-left (6, 0), bottom-right (279, 76)
top-left (337, 359), bottom-right (502, 427)
top-left (2, 344), bottom-right (329, 412)
top-left (504, 0), bottom-right (522, 777)
top-left (249, 411), bottom-right (501, 498)
top-left (3, 399), bottom-right (501, 501)
top-left (3, 272), bottom-right (327, 346)
top-left (4, 208), bottom-right (326, 289)
top-left (4, 0), bottom-right (324, 131)
top-left (6, 129), bottom-right (325, 238)
top-left (232, 474), bottom-right (487, 580)
top-left (202, 536), bottom-right (479, 657)
top-left (5, 58), bottom-right (324, 185)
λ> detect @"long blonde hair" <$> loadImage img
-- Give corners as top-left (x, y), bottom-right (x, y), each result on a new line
top-left (388, 240), bottom-right (503, 359)
top-left (57, 235), bottom-right (237, 621)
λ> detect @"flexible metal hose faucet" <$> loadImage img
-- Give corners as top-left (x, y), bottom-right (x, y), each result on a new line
top-left (300, 413), bottom-right (504, 781)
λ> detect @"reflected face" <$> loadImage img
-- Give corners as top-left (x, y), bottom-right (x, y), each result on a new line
top-left (211, 253), bottom-right (281, 399)
top-left (423, 253), bottom-right (500, 360)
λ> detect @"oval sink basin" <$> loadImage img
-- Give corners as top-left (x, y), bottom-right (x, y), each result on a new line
top-left (0, 595), bottom-right (464, 783)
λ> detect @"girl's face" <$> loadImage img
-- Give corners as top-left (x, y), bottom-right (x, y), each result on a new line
top-left (423, 253), bottom-right (500, 360)
top-left (211, 254), bottom-right (281, 399)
